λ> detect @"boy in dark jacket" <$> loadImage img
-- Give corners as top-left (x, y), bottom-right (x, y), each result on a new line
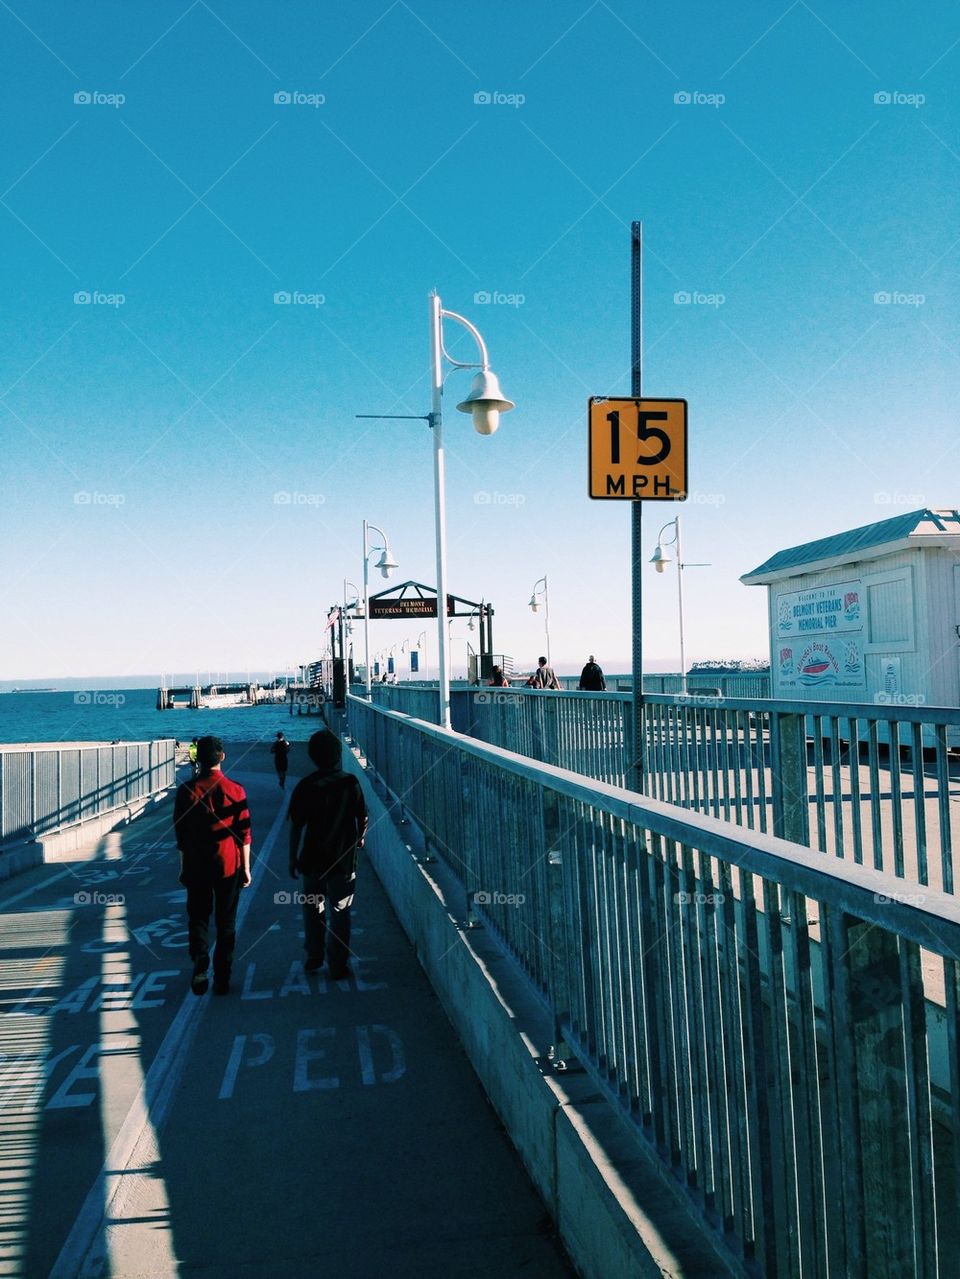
top-left (288, 730), bottom-right (367, 979)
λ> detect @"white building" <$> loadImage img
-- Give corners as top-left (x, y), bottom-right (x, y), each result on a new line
top-left (741, 508), bottom-right (960, 711)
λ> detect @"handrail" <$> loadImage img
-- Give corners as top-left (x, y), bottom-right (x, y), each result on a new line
top-left (348, 693), bottom-right (959, 1277)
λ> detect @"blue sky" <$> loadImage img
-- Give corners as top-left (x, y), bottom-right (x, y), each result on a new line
top-left (1, 0), bottom-right (958, 680)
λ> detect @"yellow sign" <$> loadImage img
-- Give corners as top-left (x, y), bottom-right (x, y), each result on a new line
top-left (588, 397), bottom-right (687, 500)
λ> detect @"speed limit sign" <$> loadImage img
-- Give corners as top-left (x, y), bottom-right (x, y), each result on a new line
top-left (588, 397), bottom-right (687, 500)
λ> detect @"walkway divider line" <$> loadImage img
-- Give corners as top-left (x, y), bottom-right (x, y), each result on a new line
top-left (49, 788), bottom-right (288, 1279)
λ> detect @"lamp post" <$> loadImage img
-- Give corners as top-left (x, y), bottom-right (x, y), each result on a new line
top-left (529, 575), bottom-right (551, 668)
top-left (362, 520), bottom-right (397, 696)
top-left (357, 294), bottom-right (514, 730)
top-left (429, 295), bottom-right (513, 728)
top-left (650, 516), bottom-right (708, 696)
top-left (344, 579), bottom-right (361, 689)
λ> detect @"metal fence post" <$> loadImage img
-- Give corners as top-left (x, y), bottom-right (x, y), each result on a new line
top-left (543, 787), bottom-right (573, 1068)
top-left (826, 910), bottom-right (926, 1277)
top-left (544, 695), bottom-right (561, 767)
top-left (771, 710), bottom-right (808, 845)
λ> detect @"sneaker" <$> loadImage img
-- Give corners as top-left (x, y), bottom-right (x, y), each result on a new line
top-left (191, 963), bottom-right (209, 996)
top-left (304, 956), bottom-right (324, 973)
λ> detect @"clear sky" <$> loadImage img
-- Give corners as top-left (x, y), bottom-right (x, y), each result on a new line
top-left (2, 1), bottom-right (957, 681)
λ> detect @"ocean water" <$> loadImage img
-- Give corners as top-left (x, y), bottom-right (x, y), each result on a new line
top-left (0, 687), bottom-right (310, 747)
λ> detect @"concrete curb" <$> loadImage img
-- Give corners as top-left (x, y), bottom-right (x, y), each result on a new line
top-left (346, 746), bottom-right (745, 1279)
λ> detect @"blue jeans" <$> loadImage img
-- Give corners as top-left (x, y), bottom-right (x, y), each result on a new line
top-left (301, 870), bottom-right (355, 974)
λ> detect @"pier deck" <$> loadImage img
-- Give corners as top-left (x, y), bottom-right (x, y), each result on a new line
top-left (0, 742), bottom-right (572, 1278)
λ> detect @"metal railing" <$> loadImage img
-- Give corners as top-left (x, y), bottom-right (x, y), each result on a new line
top-left (0, 740), bottom-right (177, 845)
top-left (348, 693), bottom-right (960, 1278)
top-left (622, 672), bottom-right (772, 698)
top-left (462, 690), bottom-right (960, 896)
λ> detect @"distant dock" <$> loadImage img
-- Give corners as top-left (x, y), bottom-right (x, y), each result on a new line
top-left (156, 682), bottom-right (287, 710)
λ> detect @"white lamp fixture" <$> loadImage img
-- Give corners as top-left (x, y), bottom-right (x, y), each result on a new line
top-left (650, 517), bottom-right (709, 696)
top-left (456, 369), bottom-right (515, 436)
top-left (650, 544), bottom-right (670, 573)
top-left (529, 575), bottom-right (550, 666)
top-left (362, 520), bottom-right (397, 696)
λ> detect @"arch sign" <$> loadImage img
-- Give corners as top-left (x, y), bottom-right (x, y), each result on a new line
top-left (588, 397), bottom-right (687, 500)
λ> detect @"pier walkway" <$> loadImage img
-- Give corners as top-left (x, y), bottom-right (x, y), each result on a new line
top-left (0, 743), bottom-right (575, 1279)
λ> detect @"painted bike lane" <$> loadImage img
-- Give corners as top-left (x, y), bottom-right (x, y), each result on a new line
top-left (7, 748), bottom-right (571, 1278)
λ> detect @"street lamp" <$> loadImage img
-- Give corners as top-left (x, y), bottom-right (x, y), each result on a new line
top-left (650, 516), bottom-right (708, 696)
top-left (430, 295), bottom-right (513, 727)
top-left (357, 294), bottom-right (514, 730)
top-left (529, 575), bottom-right (551, 668)
top-left (362, 520), bottom-right (397, 696)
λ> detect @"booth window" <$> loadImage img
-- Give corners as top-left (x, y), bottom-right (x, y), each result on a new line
top-left (866, 571), bottom-right (914, 647)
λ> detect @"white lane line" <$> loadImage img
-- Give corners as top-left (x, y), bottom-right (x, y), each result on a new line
top-left (49, 791), bottom-right (288, 1279)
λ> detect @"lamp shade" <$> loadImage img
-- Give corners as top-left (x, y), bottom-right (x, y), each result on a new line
top-left (650, 545), bottom-right (670, 573)
top-left (456, 369), bottom-right (515, 436)
top-left (376, 547), bottom-right (398, 577)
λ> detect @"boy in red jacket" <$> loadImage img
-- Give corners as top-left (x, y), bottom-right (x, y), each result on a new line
top-left (173, 735), bottom-right (252, 995)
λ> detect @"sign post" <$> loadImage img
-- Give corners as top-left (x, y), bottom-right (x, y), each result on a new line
top-left (631, 223), bottom-right (644, 792)
top-left (587, 223), bottom-right (688, 790)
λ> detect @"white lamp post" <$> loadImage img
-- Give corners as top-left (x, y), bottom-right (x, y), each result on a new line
top-left (529, 574), bottom-right (551, 668)
top-left (357, 293), bottom-right (513, 728)
top-left (344, 578), bottom-right (361, 684)
top-left (430, 293), bottom-right (514, 728)
top-left (650, 516), bottom-right (708, 696)
top-left (362, 520), bottom-right (397, 696)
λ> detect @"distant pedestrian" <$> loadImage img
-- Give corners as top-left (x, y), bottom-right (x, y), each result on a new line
top-left (488, 665), bottom-right (510, 687)
top-left (188, 737), bottom-right (199, 776)
top-left (271, 731), bottom-right (291, 788)
top-left (531, 656), bottom-right (560, 689)
top-left (288, 730), bottom-right (368, 979)
top-left (173, 736), bottom-right (252, 996)
top-left (578, 655), bottom-right (606, 691)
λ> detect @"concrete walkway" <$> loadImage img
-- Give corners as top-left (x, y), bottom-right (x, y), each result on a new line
top-left (0, 741), bottom-right (573, 1278)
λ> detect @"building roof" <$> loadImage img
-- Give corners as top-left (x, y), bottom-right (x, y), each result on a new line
top-left (741, 508), bottom-right (960, 585)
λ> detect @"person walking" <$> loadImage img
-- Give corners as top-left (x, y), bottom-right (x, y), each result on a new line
top-left (578, 655), bottom-right (606, 691)
top-left (173, 735), bottom-right (252, 996)
top-left (532, 655), bottom-right (560, 689)
top-left (288, 730), bottom-right (368, 979)
top-left (187, 737), bottom-right (199, 777)
top-left (270, 730), bottom-right (291, 788)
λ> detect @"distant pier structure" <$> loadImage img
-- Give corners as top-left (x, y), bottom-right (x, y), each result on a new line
top-left (285, 658), bottom-right (332, 717)
top-left (156, 682), bottom-right (285, 710)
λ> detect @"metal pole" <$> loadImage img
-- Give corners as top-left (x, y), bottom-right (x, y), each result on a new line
top-left (431, 292), bottom-right (452, 730)
top-left (676, 516), bottom-right (687, 695)
top-left (544, 575), bottom-right (551, 669)
top-left (363, 520), bottom-right (372, 697)
top-left (631, 220), bottom-right (644, 792)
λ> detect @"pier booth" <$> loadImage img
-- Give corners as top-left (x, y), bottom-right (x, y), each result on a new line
top-left (741, 509), bottom-right (960, 739)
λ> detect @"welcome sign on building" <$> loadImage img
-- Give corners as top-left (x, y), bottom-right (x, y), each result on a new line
top-left (774, 580), bottom-right (865, 689)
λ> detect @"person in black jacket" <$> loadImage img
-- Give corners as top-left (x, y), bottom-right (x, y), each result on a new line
top-left (270, 731), bottom-right (291, 788)
top-left (578, 655), bottom-right (606, 691)
top-left (287, 730), bottom-right (367, 979)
